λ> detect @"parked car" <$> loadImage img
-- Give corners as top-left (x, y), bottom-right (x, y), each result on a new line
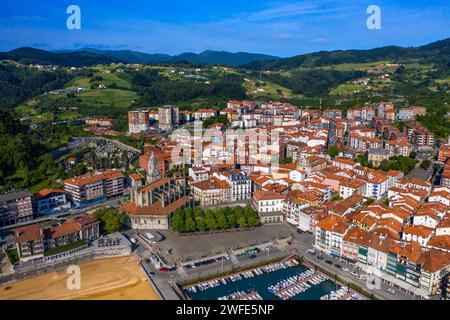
top-left (342, 267), bottom-right (350, 272)
top-left (385, 288), bottom-right (395, 295)
top-left (334, 264), bottom-right (342, 269)
top-left (325, 260), bottom-right (333, 265)
top-left (351, 271), bottom-right (359, 277)
top-left (129, 238), bottom-right (137, 244)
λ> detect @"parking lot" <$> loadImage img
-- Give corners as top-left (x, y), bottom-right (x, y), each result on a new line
top-left (144, 224), bottom-right (291, 264)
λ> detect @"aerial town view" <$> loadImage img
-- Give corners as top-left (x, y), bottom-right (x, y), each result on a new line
top-left (0, 0), bottom-right (449, 311)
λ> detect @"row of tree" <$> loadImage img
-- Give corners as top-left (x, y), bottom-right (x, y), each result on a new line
top-left (355, 154), bottom-right (417, 174)
top-left (171, 206), bottom-right (260, 233)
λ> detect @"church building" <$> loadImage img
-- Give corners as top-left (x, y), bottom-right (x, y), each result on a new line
top-left (121, 153), bottom-right (192, 230)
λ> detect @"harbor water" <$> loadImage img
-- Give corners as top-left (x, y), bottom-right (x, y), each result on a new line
top-left (186, 261), bottom-right (340, 300)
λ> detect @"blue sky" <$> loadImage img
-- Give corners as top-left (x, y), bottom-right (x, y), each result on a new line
top-left (1, 0), bottom-right (449, 57)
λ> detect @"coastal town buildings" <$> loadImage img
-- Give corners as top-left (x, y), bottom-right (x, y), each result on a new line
top-left (0, 190), bottom-right (33, 227)
top-left (158, 105), bottom-right (179, 130)
top-left (128, 110), bottom-right (150, 134)
top-left (252, 191), bottom-right (285, 224)
top-left (63, 169), bottom-right (124, 207)
top-left (33, 189), bottom-right (71, 216)
top-left (14, 215), bottom-right (100, 262)
top-left (121, 159), bottom-right (191, 229)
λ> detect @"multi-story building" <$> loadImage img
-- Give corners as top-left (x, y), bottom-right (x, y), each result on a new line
top-left (193, 109), bottom-right (217, 120)
top-left (397, 106), bottom-right (427, 121)
top-left (385, 243), bottom-right (449, 296)
top-left (85, 117), bottom-right (113, 127)
top-left (189, 166), bottom-right (210, 183)
top-left (44, 215), bottom-right (100, 249)
top-left (316, 224), bottom-right (450, 296)
top-left (314, 213), bottom-right (350, 258)
top-left (64, 169), bottom-right (124, 207)
top-left (0, 190), bottom-right (33, 227)
top-left (347, 107), bottom-right (374, 122)
top-left (283, 192), bottom-right (310, 226)
top-left (404, 123), bottom-right (435, 148)
top-left (367, 148), bottom-right (389, 167)
top-left (14, 224), bottom-right (45, 262)
top-left (179, 111), bottom-right (193, 123)
top-left (33, 189), bottom-right (71, 216)
top-left (438, 143), bottom-right (450, 163)
top-left (323, 109), bottom-right (342, 119)
top-left (191, 177), bottom-right (231, 206)
top-left (14, 215), bottom-right (100, 262)
top-left (361, 171), bottom-right (389, 199)
top-left (214, 171), bottom-right (252, 202)
top-left (412, 128), bottom-right (435, 148)
top-left (286, 141), bottom-right (307, 161)
top-left (252, 191), bottom-right (285, 224)
top-left (441, 163), bottom-right (450, 188)
top-left (128, 110), bottom-right (150, 134)
top-left (158, 105), bottom-right (179, 130)
top-left (339, 179), bottom-right (366, 199)
top-left (377, 102), bottom-right (394, 118)
top-left (384, 140), bottom-right (413, 157)
top-left (350, 133), bottom-right (383, 152)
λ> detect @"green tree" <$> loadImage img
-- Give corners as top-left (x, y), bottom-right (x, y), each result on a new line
top-left (205, 210), bottom-right (218, 230)
top-left (171, 209), bottom-right (185, 232)
top-left (280, 157), bottom-right (293, 164)
top-left (363, 198), bottom-right (375, 206)
top-left (216, 212), bottom-right (229, 229)
top-left (237, 216), bottom-right (247, 228)
top-left (420, 159), bottom-right (431, 170)
top-left (226, 212), bottom-right (237, 227)
top-left (184, 209), bottom-right (196, 232)
top-left (93, 208), bottom-right (125, 234)
top-left (327, 145), bottom-right (339, 158)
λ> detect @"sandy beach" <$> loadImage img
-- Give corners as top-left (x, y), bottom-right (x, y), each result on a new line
top-left (0, 256), bottom-right (159, 300)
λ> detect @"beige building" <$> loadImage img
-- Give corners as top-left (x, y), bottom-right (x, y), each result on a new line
top-left (191, 177), bottom-right (231, 206)
top-left (158, 105), bottom-right (179, 130)
top-left (367, 148), bottom-right (389, 167)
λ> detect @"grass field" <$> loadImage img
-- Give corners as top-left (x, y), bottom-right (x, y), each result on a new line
top-left (330, 83), bottom-right (364, 95)
top-left (320, 60), bottom-right (395, 73)
top-left (67, 71), bottom-right (132, 89)
top-left (76, 88), bottom-right (138, 109)
top-left (28, 178), bottom-right (63, 194)
top-left (243, 78), bottom-right (292, 98)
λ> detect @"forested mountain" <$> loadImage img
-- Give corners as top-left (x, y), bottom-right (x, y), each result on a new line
top-left (131, 69), bottom-right (246, 106)
top-left (0, 47), bottom-right (123, 67)
top-left (0, 110), bottom-right (49, 190)
top-left (0, 62), bottom-right (72, 108)
top-left (242, 38), bottom-right (450, 70)
top-left (56, 48), bottom-right (280, 66)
